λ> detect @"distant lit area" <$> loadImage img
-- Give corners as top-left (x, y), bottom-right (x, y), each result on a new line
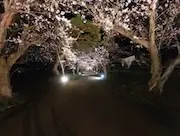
top-left (59, 71), bottom-right (106, 84)
top-left (87, 73), bottom-right (106, 80)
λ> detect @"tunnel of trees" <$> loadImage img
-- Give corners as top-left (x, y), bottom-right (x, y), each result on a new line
top-left (0, 0), bottom-right (179, 118)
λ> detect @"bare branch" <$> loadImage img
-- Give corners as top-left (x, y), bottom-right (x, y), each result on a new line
top-left (158, 55), bottom-right (180, 93)
top-left (114, 27), bottom-right (149, 49)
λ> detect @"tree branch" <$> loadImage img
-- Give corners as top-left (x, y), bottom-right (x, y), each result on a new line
top-left (113, 27), bottom-right (149, 49)
top-left (0, 12), bottom-right (15, 49)
top-left (7, 26), bottom-right (47, 68)
top-left (0, 0), bottom-right (16, 52)
top-left (158, 55), bottom-right (180, 93)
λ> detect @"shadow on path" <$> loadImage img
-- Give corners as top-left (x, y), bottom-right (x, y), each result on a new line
top-left (0, 77), bottom-right (179, 136)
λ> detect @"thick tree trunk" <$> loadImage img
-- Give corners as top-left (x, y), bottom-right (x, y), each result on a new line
top-left (158, 55), bottom-right (180, 94)
top-left (148, 0), bottom-right (162, 91)
top-left (0, 59), bottom-right (11, 98)
top-left (0, 1), bottom-right (17, 98)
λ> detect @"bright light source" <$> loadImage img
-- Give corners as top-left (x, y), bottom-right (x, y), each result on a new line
top-left (88, 76), bottom-right (102, 80)
top-left (100, 74), bottom-right (105, 79)
top-left (87, 73), bottom-right (106, 81)
top-left (60, 75), bottom-right (69, 83)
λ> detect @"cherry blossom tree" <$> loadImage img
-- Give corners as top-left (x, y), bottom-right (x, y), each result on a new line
top-left (63, 0), bottom-right (180, 93)
top-left (0, 0), bottom-right (24, 97)
top-left (0, 0), bottom-right (109, 97)
top-left (74, 46), bottom-right (109, 75)
top-left (0, 0), bottom-right (78, 97)
top-left (0, 0), bottom-right (179, 98)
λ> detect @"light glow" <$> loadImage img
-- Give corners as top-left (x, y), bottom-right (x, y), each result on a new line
top-left (88, 76), bottom-right (102, 80)
top-left (100, 74), bottom-right (105, 79)
top-left (87, 74), bottom-right (106, 81)
top-left (60, 75), bottom-right (69, 83)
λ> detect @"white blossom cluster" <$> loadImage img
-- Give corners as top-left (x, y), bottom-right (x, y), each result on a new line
top-left (10, 0), bottom-right (79, 66)
top-left (64, 0), bottom-right (180, 49)
top-left (7, 0), bottom-right (180, 71)
top-left (156, 0), bottom-right (180, 48)
top-left (9, 0), bottom-right (113, 71)
top-left (75, 46), bottom-right (109, 71)
top-left (79, 0), bottom-right (150, 34)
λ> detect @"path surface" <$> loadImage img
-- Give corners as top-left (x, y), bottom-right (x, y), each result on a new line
top-left (0, 77), bottom-right (179, 136)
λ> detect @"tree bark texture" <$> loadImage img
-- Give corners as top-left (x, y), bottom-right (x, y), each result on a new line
top-left (148, 0), bottom-right (162, 91)
top-left (0, 59), bottom-right (11, 98)
top-left (52, 61), bottom-right (60, 76)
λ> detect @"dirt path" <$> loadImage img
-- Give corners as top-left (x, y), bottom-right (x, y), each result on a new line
top-left (0, 77), bottom-right (179, 136)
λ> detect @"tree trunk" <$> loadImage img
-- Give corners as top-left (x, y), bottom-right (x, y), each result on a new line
top-left (0, 59), bottom-right (11, 98)
top-left (59, 60), bottom-right (65, 75)
top-left (148, 0), bottom-right (162, 91)
top-left (102, 64), bottom-right (107, 78)
top-left (158, 55), bottom-right (180, 94)
top-left (52, 61), bottom-right (60, 76)
top-left (52, 52), bottom-right (66, 76)
top-left (72, 69), bottom-right (75, 75)
top-left (77, 67), bottom-right (80, 74)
